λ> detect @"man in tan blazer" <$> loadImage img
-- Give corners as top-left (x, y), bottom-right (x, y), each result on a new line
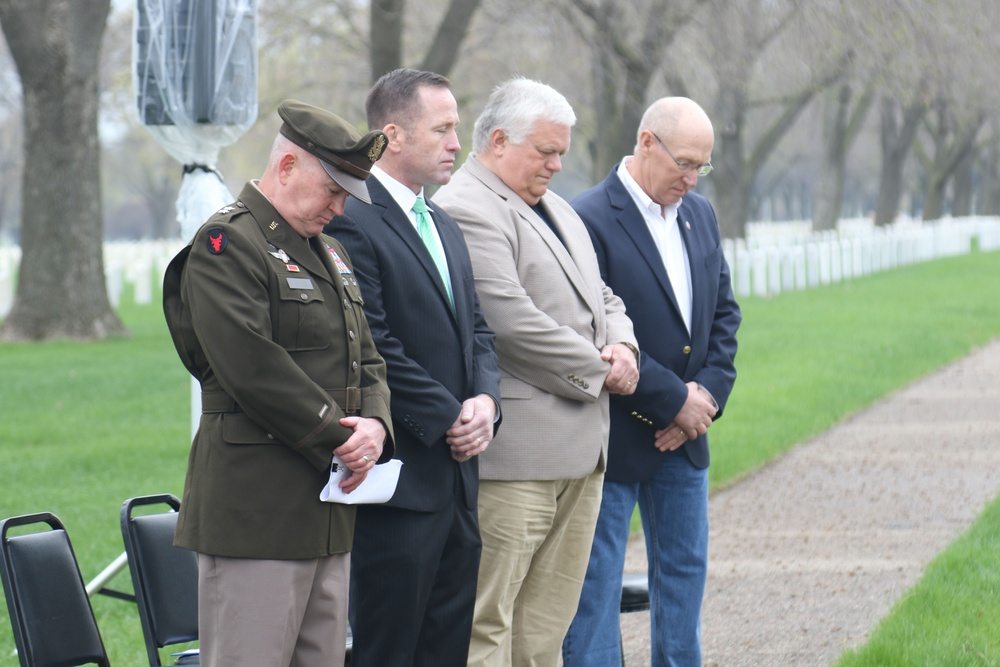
top-left (434, 77), bottom-right (639, 667)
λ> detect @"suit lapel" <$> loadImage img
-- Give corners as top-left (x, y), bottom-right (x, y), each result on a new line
top-left (676, 201), bottom-right (705, 339)
top-left (607, 172), bottom-right (684, 319)
top-left (369, 179), bottom-right (459, 324)
top-left (433, 208), bottom-right (470, 334)
top-left (464, 156), bottom-right (603, 323)
top-left (510, 191), bottom-right (602, 318)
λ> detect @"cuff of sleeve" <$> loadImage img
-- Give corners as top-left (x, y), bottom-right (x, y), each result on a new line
top-left (620, 341), bottom-right (640, 365)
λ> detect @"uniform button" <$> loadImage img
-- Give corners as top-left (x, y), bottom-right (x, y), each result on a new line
top-left (683, 345), bottom-right (692, 355)
top-left (352, 361), bottom-right (359, 372)
top-left (349, 330), bottom-right (356, 340)
top-left (267, 433), bottom-right (274, 439)
top-left (300, 294), bottom-right (308, 300)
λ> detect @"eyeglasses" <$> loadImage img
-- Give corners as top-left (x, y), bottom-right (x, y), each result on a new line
top-left (651, 132), bottom-right (713, 177)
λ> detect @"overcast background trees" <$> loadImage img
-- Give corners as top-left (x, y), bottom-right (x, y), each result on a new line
top-left (6, 0), bottom-right (999, 244)
top-left (0, 0), bottom-right (998, 338)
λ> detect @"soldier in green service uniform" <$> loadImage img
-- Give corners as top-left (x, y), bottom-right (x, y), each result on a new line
top-left (162, 100), bottom-right (394, 667)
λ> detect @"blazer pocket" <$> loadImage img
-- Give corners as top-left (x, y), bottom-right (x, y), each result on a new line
top-left (704, 245), bottom-right (722, 272)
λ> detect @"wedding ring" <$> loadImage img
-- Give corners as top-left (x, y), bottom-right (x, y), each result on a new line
top-left (362, 455), bottom-right (371, 463)
top-left (476, 437), bottom-right (484, 445)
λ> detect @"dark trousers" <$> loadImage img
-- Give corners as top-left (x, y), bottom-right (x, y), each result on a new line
top-left (349, 494), bottom-right (481, 667)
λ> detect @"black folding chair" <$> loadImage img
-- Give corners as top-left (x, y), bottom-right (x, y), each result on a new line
top-left (0, 512), bottom-right (111, 667)
top-left (619, 571), bottom-right (651, 666)
top-left (620, 571), bottom-right (650, 613)
top-left (120, 494), bottom-right (199, 666)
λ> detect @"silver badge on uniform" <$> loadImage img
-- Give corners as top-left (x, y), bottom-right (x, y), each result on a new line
top-left (287, 277), bottom-right (314, 290)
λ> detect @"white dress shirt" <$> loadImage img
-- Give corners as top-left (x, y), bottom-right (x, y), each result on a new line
top-left (370, 166), bottom-right (452, 279)
top-left (617, 158), bottom-right (692, 333)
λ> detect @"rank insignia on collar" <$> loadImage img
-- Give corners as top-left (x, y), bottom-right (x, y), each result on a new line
top-left (206, 227), bottom-right (227, 255)
top-left (268, 248), bottom-right (290, 263)
top-left (269, 221), bottom-right (278, 230)
top-left (218, 205), bottom-right (234, 214)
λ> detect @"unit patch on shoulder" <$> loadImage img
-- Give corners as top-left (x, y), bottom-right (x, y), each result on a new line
top-left (206, 227), bottom-right (228, 255)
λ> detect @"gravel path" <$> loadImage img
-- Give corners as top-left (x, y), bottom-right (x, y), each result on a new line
top-left (620, 337), bottom-right (1000, 666)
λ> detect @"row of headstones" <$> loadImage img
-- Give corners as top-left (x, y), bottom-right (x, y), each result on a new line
top-left (726, 216), bottom-right (1000, 298)
top-left (1, 217), bottom-right (998, 319)
top-left (0, 239), bottom-right (185, 319)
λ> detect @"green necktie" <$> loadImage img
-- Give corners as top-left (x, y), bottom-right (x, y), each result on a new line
top-left (412, 196), bottom-right (453, 306)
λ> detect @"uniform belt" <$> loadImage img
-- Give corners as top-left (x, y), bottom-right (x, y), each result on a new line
top-left (200, 392), bottom-right (239, 414)
top-left (200, 388), bottom-right (361, 415)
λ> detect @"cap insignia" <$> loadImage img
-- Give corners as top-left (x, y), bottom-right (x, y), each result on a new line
top-left (368, 135), bottom-right (386, 162)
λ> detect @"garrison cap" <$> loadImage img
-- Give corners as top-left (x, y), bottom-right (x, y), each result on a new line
top-left (277, 99), bottom-right (387, 204)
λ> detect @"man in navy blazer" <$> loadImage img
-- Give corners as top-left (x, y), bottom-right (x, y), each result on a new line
top-left (563, 97), bottom-right (741, 667)
top-left (324, 69), bottom-right (501, 667)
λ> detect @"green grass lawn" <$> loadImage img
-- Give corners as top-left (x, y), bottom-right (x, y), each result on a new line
top-left (708, 249), bottom-right (1000, 489)
top-left (0, 249), bottom-right (999, 664)
top-left (834, 493), bottom-right (1000, 667)
top-left (0, 294), bottom-right (193, 665)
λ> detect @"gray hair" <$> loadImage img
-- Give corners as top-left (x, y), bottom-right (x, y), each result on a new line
top-left (471, 77), bottom-right (577, 154)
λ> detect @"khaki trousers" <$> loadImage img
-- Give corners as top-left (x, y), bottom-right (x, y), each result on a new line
top-left (197, 552), bottom-right (349, 667)
top-left (468, 472), bottom-right (603, 667)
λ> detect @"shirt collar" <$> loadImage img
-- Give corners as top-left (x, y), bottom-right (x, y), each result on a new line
top-left (371, 165), bottom-right (428, 215)
top-left (617, 157), bottom-right (682, 219)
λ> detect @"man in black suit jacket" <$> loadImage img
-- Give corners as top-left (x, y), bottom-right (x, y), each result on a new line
top-left (563, 97), bottom-right (741, 667)
top-left (324, 69), bottom-right (501, 667)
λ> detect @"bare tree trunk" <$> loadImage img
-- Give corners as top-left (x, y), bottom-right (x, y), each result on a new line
top-left (370, 0), bottom-right (483, 83)
top-left (813, 82), bottom-right (873, 231)
top-left (712, 88), bottom-right (749, 240)
top-left (421, 0), bottom-right (483, 77)
top-left (370, 0), bottom-right (404, 82)
top-left (919, 102), bottom-right (982, 221)
top-left (874, 95), bottom-right (925, 226)
top-left (712, 77), bottom-right (819, 239)
top-left (951, 157), bottom-right (974, 217)
top-left (566, 0), bottom-right (691, 182)
top-left (0, 0), bottom-right (124, 340)
top-left (981, 133), bottom-right (1000, 216)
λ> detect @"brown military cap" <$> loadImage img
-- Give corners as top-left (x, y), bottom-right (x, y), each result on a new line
top-left (277, 99), bottom-right (387, 204)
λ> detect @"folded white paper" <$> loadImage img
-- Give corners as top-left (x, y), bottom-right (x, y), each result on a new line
top-left (320, 456), bottom-right (403, 504)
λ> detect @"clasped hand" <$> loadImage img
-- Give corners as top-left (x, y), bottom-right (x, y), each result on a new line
top-left (446, 394), bottom-right (497, 463)
top-left (333, 416), bottom-right (387, 493)
top-left (654, 382), bottom-right (717, 451)
top-left (601, 343), bottom-right (639, 395)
